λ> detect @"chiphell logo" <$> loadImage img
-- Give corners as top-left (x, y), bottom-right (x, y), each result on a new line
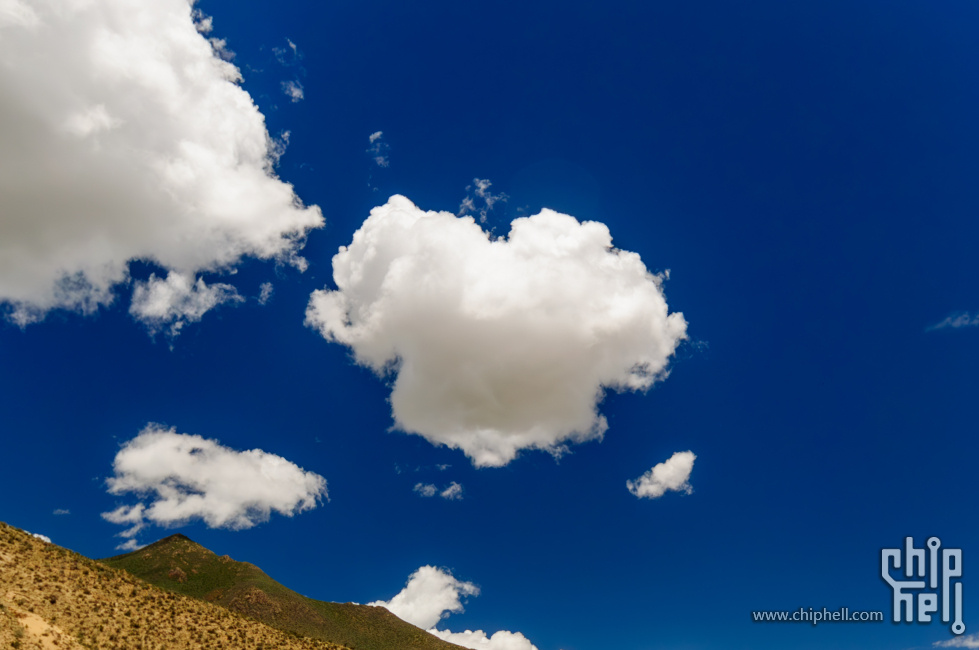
top-left (881, 537), bottom-right (964, 635)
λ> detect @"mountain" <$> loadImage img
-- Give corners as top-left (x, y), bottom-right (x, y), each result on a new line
top-left (100, 533), bottom-right (467, 650)
top-left (0, 521), bottom-right (348, 650)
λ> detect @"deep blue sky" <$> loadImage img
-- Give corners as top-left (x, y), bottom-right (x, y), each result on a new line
top-left (2, 1), bottom-right (978, 649)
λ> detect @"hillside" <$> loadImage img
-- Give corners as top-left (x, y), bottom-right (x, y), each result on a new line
top-left (101, 533), bottom-right (467, 650)
top-left (0, 521), bottom-right (348, 650)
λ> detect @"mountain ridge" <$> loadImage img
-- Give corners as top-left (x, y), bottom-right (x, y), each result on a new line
top-left (100, 532), bottom-right (468, 650)
top-left (0, 522), bottom-right (470, 650)
top-left (0, 521), bottom-right (349, 650)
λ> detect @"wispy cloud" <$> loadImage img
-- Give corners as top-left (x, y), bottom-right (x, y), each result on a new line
top-left (0, 0), bottom-right (322, 329)
top-left (414, 483), bottom-right (438, 498)
top-left (273, 38), bottom-right (302, 66)
top-left (927, 312), bottom-right (979, 331)
top-left (258, 282), bottom-right (275, 305)
top-left (52, 509), bottom-right (70, 516)
top-left (306, 195), bottom-right (687, 467)
top-left (102, 425), bottom-right (327, 549)
top-left (935, 634), bottom-right (979, 648)
top-left (414, 482), bottom-right (464, 500)
top-left (458, 178), bottom-right (508, 223)
top-left (115, 539), bottom-right (143, 552)
top-left (627, 451), bottom-right (696, 499)
top-left (282, 80), bottom-right (305, 102)
top-left (440, 482), bottom-right (463, 500)
top-left (367, 131), bottom-right (391, 168)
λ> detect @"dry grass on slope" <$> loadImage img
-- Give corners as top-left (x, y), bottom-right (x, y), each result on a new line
top-left (0, 522), bottom-right (350, 650)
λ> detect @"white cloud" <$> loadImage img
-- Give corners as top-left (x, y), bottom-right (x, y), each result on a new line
top-left (102, 503), bottom-right (147, 539)
top-left (627, 450), bottom-right (696, 499)
top-left (370, 566), bottom-right (538, 650)
top-left (282, 80), bottom-right (304, 102)
top-left (413, 482), bottom-right (463, 500)
top-left (936, 635), bottom-right (979, 648)
top-left (306, 195), bottom-right (688, 467)
top-left (0, 0), bottom-right (38, 28)
top-left (440, 482), bottom-right (463, 500)
top-left (414, 483), bottom-right (438, 497)
top-left (31, 532), bottom-right (52, 544)
top-left (52, 509), bottom-right (70, 515)
top-left (0, 0), bottom-right (323, 328)
top-left (366, 131), bottom-right (390, 167)
top-left (273, 38), bottom-right (301, 66)
top-left (130, 272), bottom-right (244, 336)
top-left (369, 565), bottom-right (479, 629)
top-left (459, 178), bottom-right (508, 224)
top-left (114, 538), bottom-right (144, 552)
top-left (102, 425), bottom-right (327, 546)
top-left (429, 629), bottom-right (538, 650)
top-left (192, 9), bottom-right (213, 34)
top-left (258, 281), bottom-right (275, 305)
top-left (928, 312), bottom-right (979, 331)
top-left (207, 36), bottom-right (235, 62)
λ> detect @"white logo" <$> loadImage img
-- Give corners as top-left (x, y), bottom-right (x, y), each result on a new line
top-left (882, 536), bottom-right (964, 635)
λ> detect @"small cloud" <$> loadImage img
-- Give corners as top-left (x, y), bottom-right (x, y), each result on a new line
top-left (436, 464), bottom-right (451, 471)
top-left (115, 538), bottom-right (145, 552)
top-left (368, 565), bottom-right (479, 629)
top-left (627, 451), bottom-right (696, 499)
top-left (935, 634), bottom-right (979, 648)
top-left (102, 424), bottom-right (327, 549)
top-left (414, 482), bottom-right (463, 500)
top-left (52, 509), bottom-right (70, 516)
top-left (927, 312), bottom-right (979, 332)
top-left (282, 80), bottom-right (304, 103)
top-left (430, 628), bottom-right (538, 650)
top-left (440, 482), bottom-right (463, 500)
top-left (371, 566), bottom-right (538, 650)
top-left (366, 131), bottom-right (390, 167)
top-left (257, 282), bottom-right (274, 305)
top-left (458, 178), bottom-right (508, 224)
top-left (273, 38), bottom-right (302, 66)
top-left (31, 532), bottom-right (52, 543)
top-left (414, 483), bottom-right (438, 498)
top-left (130, 271), bottom-right (245, 337)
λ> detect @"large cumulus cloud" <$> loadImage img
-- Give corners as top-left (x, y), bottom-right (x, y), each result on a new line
top-left (306, 195), bottom-right (687, 467)
top-left (0, 0), bottom-right (322, 327)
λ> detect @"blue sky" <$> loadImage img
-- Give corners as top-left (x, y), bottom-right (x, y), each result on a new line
top-left (1, 1), bottom-right (978, 649)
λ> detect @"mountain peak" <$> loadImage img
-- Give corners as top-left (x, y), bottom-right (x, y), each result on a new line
top-left (101, 534), bottom-right (468, 650)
